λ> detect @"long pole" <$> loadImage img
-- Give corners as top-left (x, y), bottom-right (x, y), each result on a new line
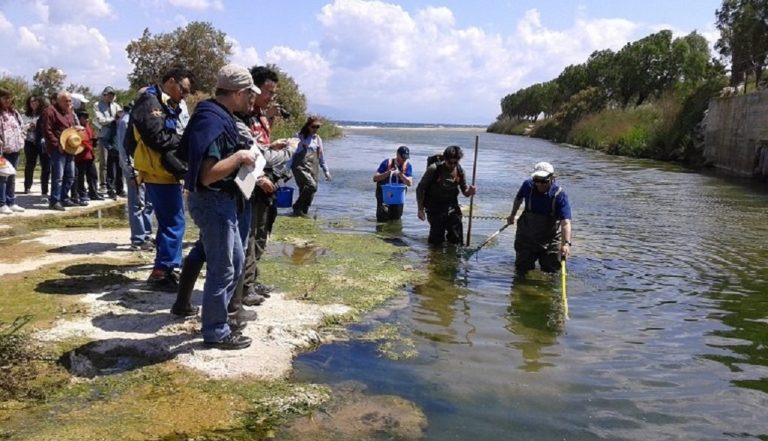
top-left (465, 135), bottom-right (479, 246)
top-left (561, 256), bottom-right (569, 319)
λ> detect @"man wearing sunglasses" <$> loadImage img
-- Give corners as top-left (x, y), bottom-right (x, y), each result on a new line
top-left (507, 162), bottom-right (572, 275)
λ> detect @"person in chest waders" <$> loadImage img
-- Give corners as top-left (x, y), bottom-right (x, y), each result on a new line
top-left (373, 145), bottom-right (413, 222)
top-left (290, 116), bottom-right (331, 217)
top-left (507, 162), bottom-right (572, 275)
top-left (416, 145), bottom-right (477, 245)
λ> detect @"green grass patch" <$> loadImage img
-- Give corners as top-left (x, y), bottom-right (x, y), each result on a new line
top-left (260, 217), bottom-right (425, 316)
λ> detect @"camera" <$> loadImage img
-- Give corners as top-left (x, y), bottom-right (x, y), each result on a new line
top-left (279, 108), bottom-right (291, 119)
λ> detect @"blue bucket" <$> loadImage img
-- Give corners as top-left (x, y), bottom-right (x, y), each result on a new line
top-left (382, 183), bottom-right (406, 205)
top-left (276, 186), bottom-right (294, 208)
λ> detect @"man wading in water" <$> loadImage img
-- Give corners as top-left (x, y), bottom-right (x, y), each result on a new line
top-left (507, 162), bottom-right (572, 274)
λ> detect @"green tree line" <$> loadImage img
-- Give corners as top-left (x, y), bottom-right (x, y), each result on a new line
top-left (489, 1), bottom-right (767, 165)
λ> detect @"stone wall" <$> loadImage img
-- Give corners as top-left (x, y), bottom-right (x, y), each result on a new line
top-left (704, 89), bottom-right (768, 179)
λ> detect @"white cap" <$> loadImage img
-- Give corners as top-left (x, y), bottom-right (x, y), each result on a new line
top-left (216, 64), bottom-right (260, 94)
top-left (531, 162), bottom-right (555, 179)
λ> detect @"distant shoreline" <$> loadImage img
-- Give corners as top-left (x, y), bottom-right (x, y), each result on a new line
top-left (340, 124), bottom-right (486, 132)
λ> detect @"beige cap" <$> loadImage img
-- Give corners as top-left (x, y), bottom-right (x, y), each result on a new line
top-left (216, 64), bottom-right (261, 94)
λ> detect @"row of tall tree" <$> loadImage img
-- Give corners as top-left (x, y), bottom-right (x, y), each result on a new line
top-left (715, 0), bottom-right (768, 87)
top-left (499, 30), bottom-right (722, 122)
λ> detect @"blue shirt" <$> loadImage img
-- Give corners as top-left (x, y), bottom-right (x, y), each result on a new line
top-left (376, 158), bottom-right (412, 184)
top-left (515, 178), bottom-right (572, 220)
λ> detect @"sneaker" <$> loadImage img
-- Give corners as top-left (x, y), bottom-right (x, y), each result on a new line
top-left (228, 318), bottom-right (247, 333)
top-left (40, 196), bottom-right (49, 204)
top-left (49, 202), bottom-right (65, 211)
top-left (0, 205), bottom-right (12, 215)
top-left (204, 333), bottom-right (252, 350)
top-left (254, 282), bottom-right (274, 297)
top-left (107, 191), bottom-right (117, 200)
top-left (130, 241), bottom-right (155, 251)
top-left (62, 199), bottom-right (77, 207)
top-left (8, 204), bottom-right (25, 213)
top-left (147, 269), bottom-right (180, 292)
top-left (76, 200), bottom-right (89, 207)
top-left (116, 191), bottom-right (127, 198)
top-left (90, 194), bottom-right (105, 201)
top-left (170, 302), bottom-right (199, 317)
top-left (235, 309), bottom-right (259, 321)
top-left (242, 292), bottom-right (265, 306)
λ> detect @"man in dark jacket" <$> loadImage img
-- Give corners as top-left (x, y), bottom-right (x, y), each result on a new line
top-left (416, 145), bottom-right (476, 245)
top-left (130, 68), bottom-right (194, 291)
top-left (183, 63), bottom-right (259, 350)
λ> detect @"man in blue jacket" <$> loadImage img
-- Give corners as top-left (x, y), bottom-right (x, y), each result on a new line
top-left (182, 64), bottom-right (259, 350)
top-left (507, 162), bottom-right (573, 274)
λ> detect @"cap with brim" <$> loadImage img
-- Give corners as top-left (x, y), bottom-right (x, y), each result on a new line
top-left (531, 161), bottom-right (555, 179)
top-left (60, 127), bottom-right (85, 156)
top-left (216, 64), bottom-right (261, 94)
top-left (102, 86), bottom-right (115, 95)
top-left (397, 145), bottom-right (410, 159)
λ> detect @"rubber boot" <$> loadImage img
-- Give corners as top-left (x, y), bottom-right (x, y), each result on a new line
top-left (171, 257), bottom-right (204, 316)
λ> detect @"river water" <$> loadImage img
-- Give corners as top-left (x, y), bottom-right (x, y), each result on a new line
top-left (289, 127), bottom-right (768, 440)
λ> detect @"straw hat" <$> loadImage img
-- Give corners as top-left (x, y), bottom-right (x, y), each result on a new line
top-left (60, 127), bottom-right (85, 155)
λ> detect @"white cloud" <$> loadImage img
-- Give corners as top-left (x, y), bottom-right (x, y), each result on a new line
top-left (17, 26), bottom-right (43, 51)
top-left (228, 36), bottom-right (263, 69)
top-left (46, 0), bottom-right (113, 23)
top-left (266, 46), bottom-right (333, 103)
top-left (167, 0), bottom-right (223, 11)
top-left (0, 12), bottom-right (13, 34)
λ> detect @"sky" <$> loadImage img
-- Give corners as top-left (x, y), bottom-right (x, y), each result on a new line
top-left (0, 0), bottom-right (723, 124)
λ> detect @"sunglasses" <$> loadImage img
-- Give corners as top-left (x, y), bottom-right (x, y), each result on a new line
top-left (533, 177), bottom-right (551, 184)
top-left (310, 124), bottom-right (321, 129)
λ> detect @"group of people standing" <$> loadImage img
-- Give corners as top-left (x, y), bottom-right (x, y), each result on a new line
top-left (374, 144), bottom-right (573, 276)
top-left (0, 87), bottom-right (131, 215)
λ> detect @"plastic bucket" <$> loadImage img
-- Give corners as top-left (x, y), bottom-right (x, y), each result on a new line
top-left (276, 186), bottom-right (294, 208)
top-left (382, 183), bottom-right (406, 205)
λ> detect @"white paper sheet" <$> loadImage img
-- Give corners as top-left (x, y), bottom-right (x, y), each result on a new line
top-left (234, 150), bottom-right (266, 199)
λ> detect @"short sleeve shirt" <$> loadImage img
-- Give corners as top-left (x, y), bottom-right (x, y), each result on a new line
top-left (203, 133), bottom-right (239, 193)
top-left (516, 179), bottom-right (572, 220)
top-left (377, 158), bottom-right (412, 184)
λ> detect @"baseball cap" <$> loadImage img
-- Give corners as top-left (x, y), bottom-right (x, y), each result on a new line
top-left (102, 86), bottom-right (115, 95)
top-left (531, 161), bottom-right (555, 179)
top-left (397, 145), bottom-right (410, 159)
top-left (216, 64), bottom-right (261, 94)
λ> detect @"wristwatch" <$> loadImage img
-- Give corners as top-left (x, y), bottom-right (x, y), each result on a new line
top-left (564, 240), bottom-right (572, 246)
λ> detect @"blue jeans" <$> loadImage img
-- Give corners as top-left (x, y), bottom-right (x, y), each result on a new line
top-left (50, 149), bottom-right (75, 205)
top-left (145, 183), bottom-right (185, 271)
top-left (188, 191), bottom-right (244, 342)
top-left (124, 167), bottom-right (154, 245)
top-left (0, 152), bottom-right (20, 206)
top-left (185, 206), bottom-right (251, 266)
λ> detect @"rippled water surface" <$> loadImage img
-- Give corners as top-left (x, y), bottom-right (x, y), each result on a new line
top-left (289, 128), bottom-right (768, 440)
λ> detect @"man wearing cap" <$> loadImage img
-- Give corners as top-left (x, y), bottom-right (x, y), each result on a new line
top-left (507, 162), bottom-right (572, 274)
top-left (181, 63), bottom-right (259, 350)
top-left (41, 90), bottom-right (77, 211)
top-left (130, 68), bottom-right (194, 291)
top-left (93, 86), bottom-right (122, 193)
top-left (373, 145), bottom-right (413, 222)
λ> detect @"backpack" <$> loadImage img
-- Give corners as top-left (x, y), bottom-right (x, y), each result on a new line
top-left (426, 153), bottom-right (443, 168)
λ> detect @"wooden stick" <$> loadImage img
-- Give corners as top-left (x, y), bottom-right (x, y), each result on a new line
top-left (465, 135), bottom-right (479, 246)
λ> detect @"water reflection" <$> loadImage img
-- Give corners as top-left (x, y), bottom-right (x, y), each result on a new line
top-left (412, 246), bottom-right (469, 344)
top-left (505, 273), bottom-right (564, 372)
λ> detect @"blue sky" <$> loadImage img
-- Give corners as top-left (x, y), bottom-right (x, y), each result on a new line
top-left (0, 0), bottom-right (723, 124)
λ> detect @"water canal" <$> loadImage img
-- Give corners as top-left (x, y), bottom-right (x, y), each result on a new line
top-left (286, 127), bottom-right (768, 440)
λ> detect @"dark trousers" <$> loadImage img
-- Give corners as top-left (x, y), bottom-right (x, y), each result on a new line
top-left (22, 141), bottom-right (51, 195)
top-left (426, 206), bottom-right (464, 245)
top-left (230, 196), bottom-right (275, 315)
top-left (76, 160), bottom-right (99, 199)
top-left (105, 150), bottom-right (124, 195)
top-left (23, 141), bottom-right (40, 192)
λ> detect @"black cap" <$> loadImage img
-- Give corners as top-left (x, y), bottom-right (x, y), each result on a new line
top-left (397, 145), bottom-right (410, 159)
top-left (75, 108), bottom-right (89, 117)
